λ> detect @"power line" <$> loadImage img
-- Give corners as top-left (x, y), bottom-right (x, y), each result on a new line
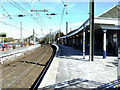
top-left (17, 0), bottom-right (48, 31)
top-left (38, 0), bottom-right (46, 9)
top-left (23, 0), bottom-right (31, 7)
top-left (62, 0), bottom-right (65, 6)
top-left (59, 6), bottom-right (65, 30)
top-left (1, 21), bottom-right (32, 34)
top-left (0, 3), bottom-right (12, 19)
top-left (7, 0), bottom-right (47, 30)
top-left (20, 0), bottom-right (31, 9)
top-left (21, 0), bottom-right (48, 30)
top-left (1, 21), bottom-right (20, 29)
top-left (61, 0), bottom-right (68, 14)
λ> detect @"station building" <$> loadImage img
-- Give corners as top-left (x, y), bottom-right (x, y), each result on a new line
top-left (60, 5), bottom-right (120, 56)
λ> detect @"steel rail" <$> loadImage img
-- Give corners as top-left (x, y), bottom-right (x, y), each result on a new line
top-left (32, 45), bottom-right (57, 89)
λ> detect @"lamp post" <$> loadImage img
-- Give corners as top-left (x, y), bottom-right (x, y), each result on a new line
top-left (17, 15), bottom-right (26, 47)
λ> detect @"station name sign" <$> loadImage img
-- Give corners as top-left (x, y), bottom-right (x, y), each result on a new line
top-left (0, 33), bottom-right (6, 37)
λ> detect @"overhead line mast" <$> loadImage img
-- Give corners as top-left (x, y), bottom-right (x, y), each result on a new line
top-left (89, 0), bottom-right (94, 61)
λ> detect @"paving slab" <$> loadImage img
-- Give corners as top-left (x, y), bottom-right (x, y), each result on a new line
top-left (39, 44), bottom-right (119, 88)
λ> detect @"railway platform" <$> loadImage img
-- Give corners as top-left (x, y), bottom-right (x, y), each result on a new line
top-left (39, 44), bottom-right (119, 88)
top-left (0, 44), bottom-right (41, 64)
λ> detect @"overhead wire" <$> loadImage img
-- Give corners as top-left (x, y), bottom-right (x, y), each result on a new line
top-left (11, 0), bottom-right (37, 31)
top-left (38, 0), bottom-right (46, 9)
top-left (1, 21), bottom-right (20, 30)
top-left (32, 0), bottom-right (49, 31)
top-left (0, 20), bottom-right (33, 34)
top-left (5, 0), bottom-right (37, 31)
top-left (0, 12), bottom-right (34, 33)
top-left (59, 0), bottom-right (68, 31)
top-left (20, 0), bottom-right (31, 9)
top-left (62, 0), bottom-right (65, 6)
top-left (1, 22), bottom-right (32, 38)
top-left (12, 0), bottom-right (40, 31)
top-left (12, 0), bottom-right (48, 33)
top-left (0, 1), bottom-right (33, 34)
top-left (7, 0), bottom-right (46, 30)
top-left (59, 6), bottom-right (65, 30)
top-left (23, 0), bottom-right (31, 8)
top-left (24, 0), bottom-right (49, 31)
top-left (15, 0), bottom-right (48, 34)
top-left (0, 0), bottom-right (52, 38)
top-left (0, 3), bottom-right (12, 19)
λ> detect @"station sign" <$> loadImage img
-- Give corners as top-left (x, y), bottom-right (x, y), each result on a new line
top-left (0, 33), bottom-right (6, 37)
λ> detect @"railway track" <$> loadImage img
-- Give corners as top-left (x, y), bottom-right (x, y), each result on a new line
top-left (1, 44), bottom-right (54, 89)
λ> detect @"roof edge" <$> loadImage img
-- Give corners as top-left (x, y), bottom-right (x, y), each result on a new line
top-left (96, 5), bottom-right (117, 18)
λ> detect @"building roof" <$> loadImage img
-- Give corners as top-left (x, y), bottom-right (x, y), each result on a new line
top-left (97, 5), bottom-right (120, 18)
top-left (60, 5), bottom-right (120, 39)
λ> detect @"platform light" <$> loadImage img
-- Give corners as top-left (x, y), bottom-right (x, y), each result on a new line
top-left (76, 35), bottom-right (79, 37)
top-left (88, 30), bottom-right (90, 32)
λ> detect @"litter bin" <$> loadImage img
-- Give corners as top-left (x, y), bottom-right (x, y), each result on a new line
top-left (118, 47), bottom-right (120, 80)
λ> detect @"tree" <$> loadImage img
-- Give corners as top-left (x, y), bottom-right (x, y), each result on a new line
top-left (55, 32), bottom-right (64, 41)
top-left (4, 37), bottom-right (14, 42)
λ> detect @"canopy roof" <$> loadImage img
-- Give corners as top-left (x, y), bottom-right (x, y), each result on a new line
top-left (97, 5), bottom-right (120, 18)
top-left (60, 5), bottom-right (120, 39)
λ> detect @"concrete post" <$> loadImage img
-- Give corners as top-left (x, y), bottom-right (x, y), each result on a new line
top-left (83, 25), bottom-right (85, 59)
top-left (103, 29), bottom-right (107, 58)
top-left (118, 47), bottom-right (120, 80)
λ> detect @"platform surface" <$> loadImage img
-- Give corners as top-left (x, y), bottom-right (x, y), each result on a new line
top-left (39, 44), bottom-right (118, 88)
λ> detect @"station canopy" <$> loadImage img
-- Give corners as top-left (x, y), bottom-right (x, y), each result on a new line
top-left (97, 5), bottom-right (120, 18)
top-left (60, 5), bottom-right (120, 39)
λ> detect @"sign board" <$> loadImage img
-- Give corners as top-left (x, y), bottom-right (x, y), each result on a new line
top-left (0, 33), bottom-right (6, 37)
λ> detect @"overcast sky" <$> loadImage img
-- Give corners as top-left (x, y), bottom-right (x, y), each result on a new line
top-left (0, 0), bottom-right (118, 39)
